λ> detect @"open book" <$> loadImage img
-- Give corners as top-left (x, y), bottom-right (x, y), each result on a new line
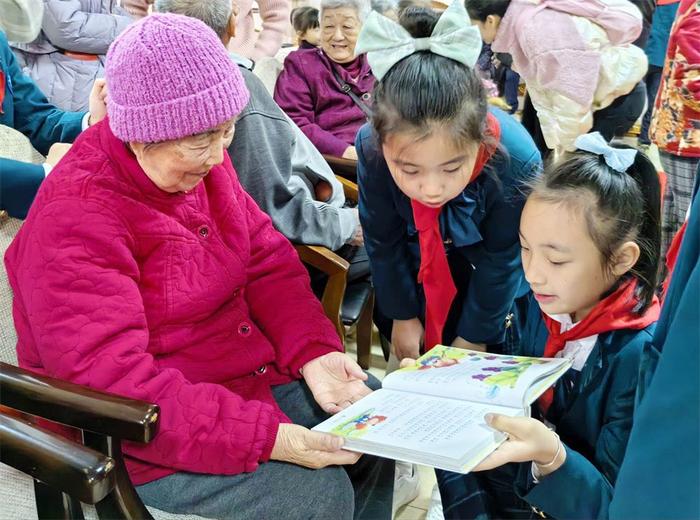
top-left (313, 346), bottom-right (572, 473)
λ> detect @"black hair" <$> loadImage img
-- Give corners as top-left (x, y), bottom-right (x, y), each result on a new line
top-left (464, 0), bottom-right (511, 21)
top-left (291, 6), bottom-right (320, 33)
top-left (529, 146), bottom-right (662, 313)
top-left (372, 7), bottom-right (489, 149)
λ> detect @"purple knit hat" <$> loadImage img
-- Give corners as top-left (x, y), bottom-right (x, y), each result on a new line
top-left (105, 13), bottom-right (249, 143)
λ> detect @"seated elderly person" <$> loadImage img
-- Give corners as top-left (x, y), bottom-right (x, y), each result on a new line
top-left (4, 14), bottom-right (392, 520)
top-left (274, 0), bottom-right (373, 160)
top-left (156, 0), bottom-right (366, 262)
top-left (0, 31), bottom-right (106, 218)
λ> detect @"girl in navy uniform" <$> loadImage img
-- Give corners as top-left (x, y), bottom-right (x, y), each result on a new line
top-left (355, 2), bottom-right (541, 361)
top-left (437, 132), bottom-right (663, 519)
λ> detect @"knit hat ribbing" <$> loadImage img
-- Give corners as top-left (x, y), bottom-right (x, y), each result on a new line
top-left (105, 13), bottom-right (249, 143)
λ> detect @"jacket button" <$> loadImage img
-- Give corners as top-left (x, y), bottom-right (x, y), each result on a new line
top-left (232, 288), bottom-right (241, 297)
top-left (256, 365), bottom-right (267, 375)
top-left (238, 323), bottom-right (251, 336)
top-left (198, 226), bottom-right (209, 238)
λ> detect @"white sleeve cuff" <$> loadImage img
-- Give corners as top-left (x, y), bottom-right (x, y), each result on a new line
top-left (81, 112), bottom-right (91, 131)
top-left (531, 462), bottom-right (541, 484)
top-left (42, 163), bottom-right (53, 177)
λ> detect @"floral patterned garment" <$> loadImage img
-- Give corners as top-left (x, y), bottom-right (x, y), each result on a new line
top-left (651, 0), bottom-right (700, 158)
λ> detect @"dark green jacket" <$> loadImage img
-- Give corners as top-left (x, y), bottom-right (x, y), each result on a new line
top-left (514, 297), bottom-right (656, 519)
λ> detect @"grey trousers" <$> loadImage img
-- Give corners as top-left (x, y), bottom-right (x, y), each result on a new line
top-left (136, 376), bottom-right (394, 520)
top-left (659, 152), bottom-right (700, 260)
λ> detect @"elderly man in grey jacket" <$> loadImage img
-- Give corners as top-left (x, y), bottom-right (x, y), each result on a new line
top-left (156, 0), bottom-right (367, 281)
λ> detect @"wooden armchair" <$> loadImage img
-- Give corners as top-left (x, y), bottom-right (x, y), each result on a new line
top-left (294, 176), bottom-right (374, 369)
top-left (0, 216), bottom-right (205, 520)
top-left (0, 363), bottom-right (163, 519)
top-left (322, 154), bottom-right (358, 181)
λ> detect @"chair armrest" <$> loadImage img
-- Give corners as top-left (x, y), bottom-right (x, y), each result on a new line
top-left (295, 245), bottom-right (349, 340)
top-left (295, 244), bottom-right (349, 275)
top-left (322, 154), bottom-right (357, 179)
top-left (0, 411), bottom-right (116, 504)
top-left (335, 175), bottom-right (359, 203)
top-left (0, 362), bottom-right (159, 443)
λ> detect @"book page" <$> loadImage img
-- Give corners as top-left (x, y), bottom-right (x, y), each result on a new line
top-left (312, 388), bottom-right (520, 464)
top-left (383, 346), bottom-right (571, 408)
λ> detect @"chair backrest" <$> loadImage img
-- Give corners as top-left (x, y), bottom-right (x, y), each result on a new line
top-left (0, 124), bottom-right (39, 367)
top-left (1, 217), bottom-right (22, 366)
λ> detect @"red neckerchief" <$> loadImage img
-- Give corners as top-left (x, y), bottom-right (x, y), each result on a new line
top-left (538, 279), bottom-right (660, 413)
top-left (411, 113), bottom-right (501, 351)
top-left (662, 220), bottom-right (688, 298)
top-left (0, 71), bottom-right (6, 114)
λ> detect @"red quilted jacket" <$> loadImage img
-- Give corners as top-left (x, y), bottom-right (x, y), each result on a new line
top-left (4, 119), bottom-right (343, 484)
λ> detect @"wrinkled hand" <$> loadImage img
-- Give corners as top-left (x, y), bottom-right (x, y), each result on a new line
top-left (342, 146), bottom-right (358, 161)
top-left (392, 318), bottom-right (423, 361)
top-left (88, 79), bottom-right (108, 126)
top-left (302, 352), bottom-right (371, 414)
top-left (270, 423), bottom-right (361, 469)
top-left (451, 336), bottom-right (486, 352)
top-left (45, 143), bottom-right (72, 167)
top-left (122, 0), bottom-right (151, 17)
top-left (348, 221), bottom-right (364, 246)
top-left (473, 414), bottom-right (565, 475)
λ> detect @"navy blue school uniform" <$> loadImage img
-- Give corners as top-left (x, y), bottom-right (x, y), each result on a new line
top-left (438, 296), bottom-right (657, 520)
top-left (357, 107), bottom-right (541, 349)
top-left (610, 171), bottom-right (700, 520)
top-left (0, 31), bottom-right (84, 218)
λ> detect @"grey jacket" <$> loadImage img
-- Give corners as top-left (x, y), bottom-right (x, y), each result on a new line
top-left (11, 0), bottom-right (131, 111)
top-left (229, 55), bottom-right (358, 251)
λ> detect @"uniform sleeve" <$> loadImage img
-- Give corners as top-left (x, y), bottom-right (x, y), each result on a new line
top-left (3, 33), bottom-right (84, 154)
top-left (356, 126), bottom-right (421, 320)
top-left (274, 55), bottom-right (350, 157)
top-left (8, 198), bottom-right (281, 474)
top-left (234, 168), bottom-right (344, 376)
top-left (456, 154), bottom-right (540, 344)
top-left (42, 0), bottom-right (132, 54)
top-left (515, 340), bottom-right (648, 519)
top-left (0, 158), bottom-right (45, 218)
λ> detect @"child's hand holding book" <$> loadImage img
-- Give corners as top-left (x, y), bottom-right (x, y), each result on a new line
top-left (473, 414), bottom-right (567, 476)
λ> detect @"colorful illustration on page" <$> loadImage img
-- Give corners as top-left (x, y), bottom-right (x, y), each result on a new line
top-left (331, 409), bottom-right (388, 438)
top-left (470, 354), bottom-right (549, 398)
top-left (403, 345), bottom-right (470, 372)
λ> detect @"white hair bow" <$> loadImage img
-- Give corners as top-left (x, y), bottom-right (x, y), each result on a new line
top-left (354, 0), bottom-right (483, 80)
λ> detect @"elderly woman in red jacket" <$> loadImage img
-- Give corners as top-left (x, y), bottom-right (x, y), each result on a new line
top-left (4, 14), bottom-right (392, 520)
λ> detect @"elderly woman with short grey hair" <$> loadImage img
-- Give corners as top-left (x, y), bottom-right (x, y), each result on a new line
top-left (274, 0), bottom-right (373, 160)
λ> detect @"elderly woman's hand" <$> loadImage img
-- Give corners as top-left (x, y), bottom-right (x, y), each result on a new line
top-left (122, 0), bottom-right (152, 17)
top-left (270, 424), bottom-right (361, 469)
top-left (301, 352), bottom-right (371, 414)
top-left (88, 79), bottom-right (108, 126)
top-left (342, 146), bottom-right (358, 161)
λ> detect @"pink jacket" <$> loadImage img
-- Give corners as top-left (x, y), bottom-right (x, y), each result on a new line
top-left (228, 0), bottom-right (290, 61)
top-left (4, 120), bottom-right (342, 485)
top-left (492, 0), bottom-right (645, 151)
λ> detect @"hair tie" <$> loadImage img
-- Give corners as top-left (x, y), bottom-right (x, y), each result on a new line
top-left (574, 132), bottom-right (637, 173)
top-left (354, 0), bottom-right (482, 80)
